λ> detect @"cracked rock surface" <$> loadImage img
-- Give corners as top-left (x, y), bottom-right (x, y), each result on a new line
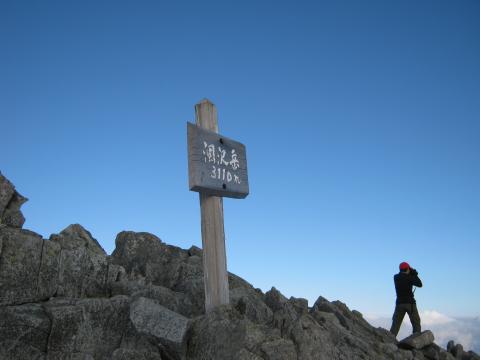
top-left (0, 172), bottom-right (479, 360)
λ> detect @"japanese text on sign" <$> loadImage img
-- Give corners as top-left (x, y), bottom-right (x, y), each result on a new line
top-left (203, 142), bottom-right (242, 184)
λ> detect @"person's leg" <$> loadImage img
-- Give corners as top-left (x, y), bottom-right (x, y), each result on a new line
top-left (390, 304), bottom-right (407, 336)
top-left (407, 303), bottom-right (421, 333)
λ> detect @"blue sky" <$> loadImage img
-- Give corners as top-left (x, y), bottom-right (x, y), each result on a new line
top-left (1, 0), bottom-right (479, 325)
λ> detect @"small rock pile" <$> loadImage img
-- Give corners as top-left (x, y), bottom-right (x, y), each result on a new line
top-left (1, 171), bottom-right (479, 360)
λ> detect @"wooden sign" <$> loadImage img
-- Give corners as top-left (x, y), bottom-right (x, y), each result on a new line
top-left (188, 99), bottom-right (249, 313)
top-left (188, 122), bottom-right (249, 199)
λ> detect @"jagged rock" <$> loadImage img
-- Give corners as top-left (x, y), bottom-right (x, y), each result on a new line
top-left (266, 289), bottom-right (299, 336)
top-left (2, 192), bottom-right (27, 228)
top-left (130, 297), bottom-right (189, 360)
top-left (447, 340), bottom-right (455, 352)
top-left (111, 231), bottom-right (208, 318)
top-left (312, 296), bottom-right (351, 329)
top-left (187, 245), bottom-right (202, 257)
top-left (2, 174), bottom-right (480, 360)
top-left (111, 231), bottom-right (189, 288)
top-left (0, 303), bottom-right (50, 359)
top-left (2, 207), bottom-right (26, 228)
top-left (0, 223), bottom-right (110, 306)
top-left (230, 286), bottom-right (273, 325)
top-left (0, 172), bottom-right (27, 228)
top-left (398, 330), bottom-right (435, 350)
top-left (291, 311), bottom-right (378, 360)
top-left (45, 296), bottom-right (130, 359)
top-left (0, 172), bottom-right (15, 216)
top-left (451, 343), bottom-right (463, 358)
top-left (0, 226), bottom-right (45, 305)
top-left (289, 296), bottom-right (309, 316)
top-left (50, 224), bottom-right (108, 298)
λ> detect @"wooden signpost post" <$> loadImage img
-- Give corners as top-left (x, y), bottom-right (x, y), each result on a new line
top-left (188, 99), bottom-right (249, 312)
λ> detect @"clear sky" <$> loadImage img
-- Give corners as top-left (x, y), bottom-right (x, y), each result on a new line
top-left (1, 0), bottom-right (479, 323)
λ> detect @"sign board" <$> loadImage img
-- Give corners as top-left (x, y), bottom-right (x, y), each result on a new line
top-left (188, 122), bottom-right (249, 199)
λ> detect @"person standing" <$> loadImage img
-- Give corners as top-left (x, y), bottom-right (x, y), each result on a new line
top-left (390, 262), bottom-right (423, 337)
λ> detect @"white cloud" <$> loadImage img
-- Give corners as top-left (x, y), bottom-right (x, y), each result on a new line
top-left (420, 310), bottom-right (454, 326)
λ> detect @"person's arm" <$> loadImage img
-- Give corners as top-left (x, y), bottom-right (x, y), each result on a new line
top-left (410, 269), bottom-right (423, 287)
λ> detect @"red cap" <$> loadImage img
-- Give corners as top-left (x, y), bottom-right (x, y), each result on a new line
top-left (399, 262), bottom-right (410, 271)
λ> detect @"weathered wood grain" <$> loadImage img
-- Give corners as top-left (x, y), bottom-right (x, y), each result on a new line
top-left (194, 99), bottom-right (230, 312)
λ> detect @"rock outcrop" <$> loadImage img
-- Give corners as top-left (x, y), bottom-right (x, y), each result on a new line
top-left (0, 172), bottom-right (478, 360)
top-left (0, 171), bottom-right (27, 228)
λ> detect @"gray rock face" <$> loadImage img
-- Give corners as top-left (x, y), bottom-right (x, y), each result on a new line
top-left (0, 303), bottom-right (50, 359)
top-left (0, 223), bottom-right (109, 306)
top-left (50, 224), bottom-right (108, 298)
top-left (186, 305), bottom-right (269, 360)
top-left (1, 172), bottom-right (479, 360)
top-left (45, 296), bottom-right (131, 359)
top-left (0, 226), bottom-right (45, 305)
top-left (260, 338), bottom-right (297, 360)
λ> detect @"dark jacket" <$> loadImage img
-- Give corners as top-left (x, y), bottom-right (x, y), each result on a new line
top-left (394, 271), bottom-right (422, 304)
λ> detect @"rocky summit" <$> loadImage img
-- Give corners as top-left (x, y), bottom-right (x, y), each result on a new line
top-left (0, 171), bottom-right (478, 360)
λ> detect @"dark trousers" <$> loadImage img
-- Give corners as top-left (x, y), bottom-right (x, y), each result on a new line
top-left (390, 303), bottom-right (421, 336)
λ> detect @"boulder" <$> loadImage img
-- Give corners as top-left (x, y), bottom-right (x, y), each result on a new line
top-left (398, 330), bottom-right (435, 350)
top-left (0, 226), bottom-right (45, 305)
top-left (111, 231), bottom-right (189, 288)
top-left (50, 224), bottom-right (108, 298)
top-left (130, 297), bottom-right (189, 359)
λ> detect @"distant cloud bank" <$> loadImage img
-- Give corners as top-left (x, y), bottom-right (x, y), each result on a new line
top-left (365, 310), bottom-right (480, 353)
